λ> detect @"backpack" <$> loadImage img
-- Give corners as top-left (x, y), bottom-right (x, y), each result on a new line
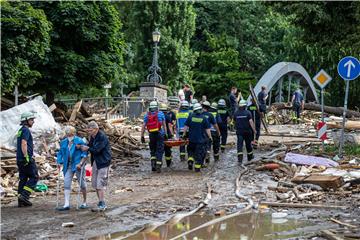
top-left (147, 111), bottom-right (162, 132)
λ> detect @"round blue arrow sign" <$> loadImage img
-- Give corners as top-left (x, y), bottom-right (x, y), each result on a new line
top-left (337, 56), bottom-right (360, 81)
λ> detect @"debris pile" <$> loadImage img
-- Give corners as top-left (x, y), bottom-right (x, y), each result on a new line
top-left (249, 145), bottom-right (360, 206)
top-left (0, 98), bottom-right (145, 204)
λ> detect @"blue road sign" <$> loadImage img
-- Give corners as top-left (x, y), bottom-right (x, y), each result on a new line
top-left (337, 56), bottom-right (360, 81)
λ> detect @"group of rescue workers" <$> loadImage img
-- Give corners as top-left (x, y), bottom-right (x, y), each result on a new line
top-left (140, 85), bottom-right (270, 173)
top-left (16, 84), bottom-right (305, 209)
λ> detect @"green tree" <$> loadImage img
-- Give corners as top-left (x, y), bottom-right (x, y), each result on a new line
top-left (117, 1), bottom-right (197, 94)
top-left (31, 1), bottom-right (125, 104)
top-left (192, 2), bottom-right (291, 100)
top-left (1, 1), bottom-right (51, 93)
top-left (275, 2), bottom-right (360, 108)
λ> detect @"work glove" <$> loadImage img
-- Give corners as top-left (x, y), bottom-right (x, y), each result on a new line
top-left (24, 155), bottom-right (30, 166)
top-left (141, 136), bottom-right (145, 143)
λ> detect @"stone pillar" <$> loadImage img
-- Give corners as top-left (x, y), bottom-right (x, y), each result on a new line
top-left (139, 82), bottom-right (168, 103)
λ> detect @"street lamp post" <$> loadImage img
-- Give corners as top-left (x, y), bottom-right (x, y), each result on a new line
top-left (147, 28), bottom-right (162, 84)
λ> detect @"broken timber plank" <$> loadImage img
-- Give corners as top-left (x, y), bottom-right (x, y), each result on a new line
top-left (69, 100), bottom-right (82, 122)
top-left (291, 175), bottom-right (344, 190)
top-left (320, 230), bottom-right (344, 240)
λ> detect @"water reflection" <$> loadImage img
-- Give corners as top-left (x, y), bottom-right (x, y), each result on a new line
top-left (93, 212), bottom-right (309, 240)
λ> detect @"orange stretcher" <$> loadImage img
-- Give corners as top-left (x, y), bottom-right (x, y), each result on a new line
top-left (164, 139), bottom-right (189, 147)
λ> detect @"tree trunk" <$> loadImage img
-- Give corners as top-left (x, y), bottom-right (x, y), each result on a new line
top-left (271, 102), bottom-right (360, 118)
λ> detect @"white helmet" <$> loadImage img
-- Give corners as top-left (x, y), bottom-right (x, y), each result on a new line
top-left (218, 99), bottom-right (226, 107)
top-left (239, 100), bottom-right (247, 107)
top-left (193, 103), bottom-right (202, 111)
top-left (180, 100), bottom-right (190, 108)
top-left (149, 101), bottom-right (158, 111)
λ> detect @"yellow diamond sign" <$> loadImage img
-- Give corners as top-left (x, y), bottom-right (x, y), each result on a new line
top-left (313, 69), bottom-right (332, 89)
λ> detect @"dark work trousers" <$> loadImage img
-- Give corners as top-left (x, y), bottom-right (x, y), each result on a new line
top-left (17, 160), bottom-right (38, 199)
top-left (293, 102), bottom-right (301, 120)
top-left (211, 131), bottom-right (220, 159)
top-left (219, 124), bottom-right (228, 150)
top-left (164, 144), bottom-right (172, 166)
top-left (237, 131), bottom-right (253, 159)
top-left (188, 142), bottom-right (207, 170)
top-left (149, 132), bottom-right (164, 167)
top-left (179, 131), bottom-right (187, 159)
top-left (187, 141), bottom-right (195, 164)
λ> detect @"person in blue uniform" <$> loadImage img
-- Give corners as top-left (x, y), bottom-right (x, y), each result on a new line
top-left (182, 103), bottom-right (211, 172)
top-left (291, 88), bottom-right (304, 124)
top-left (217, 99), bottom-right (230, 153)
top-left (141, 101), bottom-right (167, 172)
top-left (234, 100), bottom-right (256, 164)
top-left (247, 98), bottom-right (261, 149)
top-left (209, 102), bottom-right (222, 161)
top-left (176, 101), bottom-right (190, 161)
top-left (201, 101), bottom-right (220, 165)
top-left (16, 112), bottom-right (38, 207)
top-left (160, 103), bottom-right (175, 167)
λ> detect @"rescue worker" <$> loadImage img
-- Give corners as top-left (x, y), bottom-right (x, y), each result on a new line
top-left (182, 103), bottom-right (212, 172)
top-left (209, 102), bottom-right (222, 161)
top-left (176, 100), bottom-right (190, 161)
top-left (234, 100), bottom-right (257, 164)
top-left (291, 88), bottom-right (304, 124)
top-left (217, 99), bottom-right (230, 153)
top-left (56, 126), bottom-right (88, 211)
top-left (248, 98), bottom-right (261, 149)
top-left (189, 99), bottom-right (198, 113)
top-left (141, 101), bottom-right (167, 172)
top-left (202, 101), bottom-right (220, 164)
top-left (159, 103), bottom-right (174, 167)
top-left (16, 112), bottom-right (38, 207)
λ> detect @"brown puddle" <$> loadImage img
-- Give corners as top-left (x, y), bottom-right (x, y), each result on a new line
top-left (91, 212), bottom-right (313, 240)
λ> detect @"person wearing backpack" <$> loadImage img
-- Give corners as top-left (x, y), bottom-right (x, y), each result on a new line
top-left (141, 101), bottom-right (168, 172)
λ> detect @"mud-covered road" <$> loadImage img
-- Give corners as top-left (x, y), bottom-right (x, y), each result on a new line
top-left (2, 132), bottom-right (359, 239)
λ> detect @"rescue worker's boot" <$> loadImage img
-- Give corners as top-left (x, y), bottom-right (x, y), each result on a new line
top-left (237, 153), bottom-right (243, 164)
top-left (18, 197), bottom-right (31, 207)
top-left (214, 153), bottom-right (220, 161)
top-left (188, 157), bottom-right (194, 170)
top-left (205, 151), bottom-right (210, 164)
top-left (165, 157), bottom-right (172, 167)
top-left (247, 153), bottom-right (254, 161)
top-left (18, 189), bottom-right (32, 207)
top-left (221, 145), bottom-right (226, 153)
top-left (150, 156), bottom-right (157, 172)
top-left (194, 163), bottom-right (201, 173)
top-left (180, 152), bottom-right (186, 162)
top-left (156, 160), bottom-right (162, 173)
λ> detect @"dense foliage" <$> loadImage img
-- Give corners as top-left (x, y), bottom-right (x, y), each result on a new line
top-left (1, 1), bottom-right (359, 108)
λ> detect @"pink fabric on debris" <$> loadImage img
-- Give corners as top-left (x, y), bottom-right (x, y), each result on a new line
top-left (284, 153), bottom-right (339, 167)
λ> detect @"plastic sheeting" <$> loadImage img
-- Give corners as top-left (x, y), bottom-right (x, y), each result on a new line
top-left (0, 96), bottom-right (61, 150)
top-left (284, 153), bottom-right (339, 167)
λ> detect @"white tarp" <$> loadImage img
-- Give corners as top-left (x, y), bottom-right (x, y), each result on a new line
top-left (0, 96), bottom-right (61, 150)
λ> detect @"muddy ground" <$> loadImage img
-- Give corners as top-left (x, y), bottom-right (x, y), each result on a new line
top-left (1, 130), bottom-right (359, 240)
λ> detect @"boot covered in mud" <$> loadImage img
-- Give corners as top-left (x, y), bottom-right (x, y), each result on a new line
top-left (214, 153), bottom-right (220, 161)
top-left (237, 153), bottom-right (243, 164)
top-left (247, 153), bottom-right (254, 161)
